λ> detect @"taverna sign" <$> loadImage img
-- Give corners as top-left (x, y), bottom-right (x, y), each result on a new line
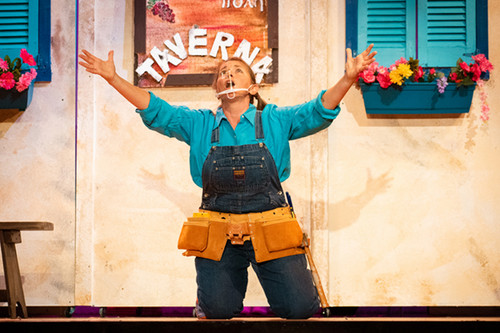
top-left (136, 28), bottom-right (273, 85)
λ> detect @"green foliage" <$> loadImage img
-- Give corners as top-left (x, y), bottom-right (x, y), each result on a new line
top-left (147, 0), bottom-right (161, 9)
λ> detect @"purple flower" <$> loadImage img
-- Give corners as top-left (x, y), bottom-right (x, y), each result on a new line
top-left (437, 77), bottom-right (448, 94)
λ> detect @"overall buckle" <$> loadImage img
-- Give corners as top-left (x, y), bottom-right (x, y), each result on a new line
top-left (226, 222), bottom-right (250, 245)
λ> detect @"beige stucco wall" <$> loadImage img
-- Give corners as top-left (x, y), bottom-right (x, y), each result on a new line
top-left (0, 0), bottom-right (498, 308)
top-left (0, 0), bottom-right (76, 306)
top-left (327, 1), bottom-right (500, 306)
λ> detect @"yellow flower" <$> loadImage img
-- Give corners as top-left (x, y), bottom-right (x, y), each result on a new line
top-left (389, 70), bottom-right (404, 85)
top-left (398, 63), bottom-right (413, 79)
top-left (389, 63), bottom-right (413, 85)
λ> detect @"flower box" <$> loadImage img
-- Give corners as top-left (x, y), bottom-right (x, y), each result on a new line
top-left (1, 49), bottom-right (37, 111)
top-left (360, 82), bottom-right (475, 115)
top-left (0, 81), bottom-right (34, 111)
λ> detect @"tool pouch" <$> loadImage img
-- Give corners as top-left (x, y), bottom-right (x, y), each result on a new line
top-left (261, 219), bottom-right (303, 252)
top-left (177, 218), bottom-right (209, 251)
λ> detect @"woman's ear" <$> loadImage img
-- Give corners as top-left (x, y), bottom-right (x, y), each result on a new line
top-left (248, 83), bottom-right (260, 96)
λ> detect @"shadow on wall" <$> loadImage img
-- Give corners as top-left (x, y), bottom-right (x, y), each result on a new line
top-left (344, 87), bottom-right (481, 153)
top-left (329, 169), bottom-right (393, 231)
top-left (345, 86), bottom-right (468, 127)
top-left (139, 166), bottom-right (201, 217)
top-left (0, 109), bottom-right (24, 139)
top-left (138, 160), bottom-right (394, 232)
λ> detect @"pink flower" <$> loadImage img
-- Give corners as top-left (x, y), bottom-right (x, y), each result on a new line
top-left (472, 54), bottom-right (494, 72)
top-left (448, 72), bottom-right (458, 82)
top-left (15, 68), bottom-right (37, 92)
top-left (374, 66), bottom-right (392, 88)
top-left (16, 82), bottom-right (29, 92)
top-left (363, 70), bottom-right (375, 83)
top-left (413, 66), bottom-right (424, 81)
top-left (377, 71), bottom-right (392, 88)
top-left (20, 48), bottom-right (36, 66)
top-left (476, 79), bottom-right (490, 122)
top-left (360, 69), bottom-right (376, 83)
top-left (481, 104), bottom-right (490, 121)
top-left (0, 58), bottom-right (8, 71)
top-left (16, 76), bottom-right (30, 92)
top-left (394, 57), bottom-right (408, 66)
top-left (429, 68), bottom-right (435, 75)
top-left (471, 63), bottom-right (482, 81)
top-left (377, 66), bottom-right (388, 75)
top-left (367, 61), bottom-right (379, 72)
top-left (459, 62), bottom-right (470, 73)
top-left (0, 72), bottom-right (16, 90)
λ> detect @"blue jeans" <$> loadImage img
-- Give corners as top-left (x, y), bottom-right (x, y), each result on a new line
top-left (195, 240), bottom-right (320, 319)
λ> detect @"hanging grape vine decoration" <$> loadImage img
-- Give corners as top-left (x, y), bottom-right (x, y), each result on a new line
top-left (147, 0), bottom-right (175, 23)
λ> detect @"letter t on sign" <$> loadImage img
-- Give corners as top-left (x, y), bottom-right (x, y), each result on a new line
top-left (136, 58), bottom-right (162, 82)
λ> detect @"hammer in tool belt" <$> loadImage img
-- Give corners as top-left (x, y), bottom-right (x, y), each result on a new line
top-left (286, 192), bottom-right (331, 317)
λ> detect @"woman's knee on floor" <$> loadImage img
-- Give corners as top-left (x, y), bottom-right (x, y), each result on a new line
top-left (271, 297), bottom-right (320, 319)
top-left (199, 297), bottom-right (243, 319)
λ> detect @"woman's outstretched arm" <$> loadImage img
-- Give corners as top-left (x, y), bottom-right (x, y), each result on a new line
top-left (79, 49), bottom-right (151, 110)
top-left (321, 44), bottom-right (377, 110)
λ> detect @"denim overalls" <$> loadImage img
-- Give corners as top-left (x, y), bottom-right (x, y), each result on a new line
top-left (194, 110), bottom-right (320, 319)
top-left (200, 110), bottom-right (287, 213)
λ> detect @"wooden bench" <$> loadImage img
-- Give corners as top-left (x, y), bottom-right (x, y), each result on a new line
top-left (0, 221), bottom-right (54, 318)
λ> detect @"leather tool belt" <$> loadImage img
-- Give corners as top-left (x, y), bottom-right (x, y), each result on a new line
top-left (177, 207), bottom-right (305, 262)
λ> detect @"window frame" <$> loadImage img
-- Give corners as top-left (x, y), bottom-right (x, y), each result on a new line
top-left (37, 0), bottom-right (51, 82)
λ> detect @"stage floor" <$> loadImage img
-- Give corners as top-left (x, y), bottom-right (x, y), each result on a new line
top-left (1, 316), bottom-right (500, 333)
top-left (1, 306), bottom-right (500, 332)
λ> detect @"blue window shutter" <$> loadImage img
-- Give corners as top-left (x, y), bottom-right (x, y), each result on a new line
top-left (0, 0), bottom-right (39, 61)
top-left (358, 0), bottom-right (416, 67)
top-left (417, 0), bottom-right (476, 67)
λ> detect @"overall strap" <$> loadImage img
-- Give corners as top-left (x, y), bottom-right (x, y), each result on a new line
top-left (210, 124), bottom-right (220, 144)
top-left (210, 109), bottom-right (264, 144)
top-left (255, 110), bottom-right (264, 140)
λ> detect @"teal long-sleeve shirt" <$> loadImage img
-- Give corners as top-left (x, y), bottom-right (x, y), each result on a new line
top-left (136, 90), bottom-right (340, 188)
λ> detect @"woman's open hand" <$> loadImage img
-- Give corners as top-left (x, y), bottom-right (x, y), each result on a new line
top-left (79, 50), bottom-right (116, 84)
top-left (345, 44), bottom-right (377, 81)
top-left (78, 49), bottom-right (150, 109)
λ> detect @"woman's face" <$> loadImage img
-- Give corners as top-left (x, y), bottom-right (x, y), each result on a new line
top-left (215, 60), bottom-right (255, 97)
